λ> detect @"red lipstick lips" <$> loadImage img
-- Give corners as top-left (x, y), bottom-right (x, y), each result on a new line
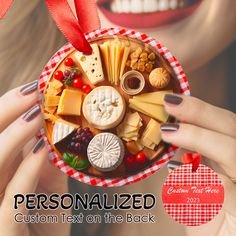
top-left (97, 0), bottom-right (202, 29)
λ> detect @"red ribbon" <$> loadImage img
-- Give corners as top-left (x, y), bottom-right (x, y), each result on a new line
top-left (0, 0), bottom-right (100, 54)
top-left (182, 153), bottom-right (202, 172)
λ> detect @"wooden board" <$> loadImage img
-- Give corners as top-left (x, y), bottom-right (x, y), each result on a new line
top-left (43, 35), bottom-right (181, 178)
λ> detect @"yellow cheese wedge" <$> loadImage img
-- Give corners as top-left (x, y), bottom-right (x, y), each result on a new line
top-left (144, 119), bottom-right (161, 145)
top-left (44, 95), bottom-right (60, 107)
top-left (44, 106), bottom-right (57, 114)
top-left (133, 90), bottom-right (173, 105)
top-left (140, 136), bottom-right (156, 150)
top-left (57, 89), bottom-right (82, 116)
top-left (129, 99), bottom-right (169, 123)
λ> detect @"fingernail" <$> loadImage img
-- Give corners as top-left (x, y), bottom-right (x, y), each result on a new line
top-left (164, 94), bottom-right (183, 105)
top-left (33, 138), bottom-right (45, 154)
top-left (23, 104), bottom-right (41, 122)
top-left (160, 123), bottom-right (179, 132)
top-left (167, 160), bottom-right (182, 170)
top-left (20, 81), bottom-right (38, 96)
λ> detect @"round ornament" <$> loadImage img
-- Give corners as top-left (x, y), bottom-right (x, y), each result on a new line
top-left (162, 164), bottom-right (224, 226)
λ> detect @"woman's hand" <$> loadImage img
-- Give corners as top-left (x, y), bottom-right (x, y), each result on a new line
top-left (0, 82), bottom-right (71, 236)
top-left (162, 94), bottom-right (236, 236)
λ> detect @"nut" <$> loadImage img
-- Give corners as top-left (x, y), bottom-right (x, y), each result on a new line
top-left (131, 58), bottom-right (138, 67)
top-left (145, 62), bottom-right (153, 73)
top-left (131, 62), bottom-right (138, 70)
top-left (148, 52), bottom-right (156, 61)
top-left (149, 68), bottom-right (170, 89)
top-left (138, 60), bottom-right (145, 72)
top-left (140, 52), bottom-right (148, 61)
top-left (131, 47), bottom-right (143, 59)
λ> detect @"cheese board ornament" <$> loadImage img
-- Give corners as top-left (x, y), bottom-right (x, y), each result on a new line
top-left (162, 153), bottom-right (224, 226)
top-left (38, 27), bottom-right (190, 187)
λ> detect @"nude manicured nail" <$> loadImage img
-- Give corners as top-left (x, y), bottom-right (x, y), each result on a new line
top-left (23, 105), bottom-right (41, 122)
top-left (33, 138), bottom-right (45, 154)
top-left (20, 81), bottom-right (38, 96)
top-left (167, 160), bottom-right (182, 170)
top-left (160, 123), bottom-right (179, 132)
top-left (164, 94), bottom-right (183, 105)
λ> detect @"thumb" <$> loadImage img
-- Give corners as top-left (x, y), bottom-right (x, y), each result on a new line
top-left (1, 138), bottom-right (48, 217)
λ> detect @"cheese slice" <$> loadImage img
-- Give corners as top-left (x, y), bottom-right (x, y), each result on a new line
top-left (50, 78), bottom-right (63, 90)
top-left (140, 119), bottom-right (162, 149)
top-left (74, 43), bottom-right (104, 85)
top-left (129, 99), bottom-right (168, 123)
top-left (117, 125), bottom-right (140, 135)
top-left (100, 40), bottom-right (131, 85)
top-left (46, 79), bottom-right (63, 96)
top-left (140, 136), bottom-right (156, 150)
top-left (124, 112), bottom-right (142, 127)
top-left (100, 42), bottom-right (112, 82)
top-left (115, 44), bottom-right (122, 84)
top-left (110, 43), bottom-right (116, 84)
top-left (116, 112), bottom-right (142, 142)
top-left (52, 120), bottom-right (78, 145)
top-left (133, 90), bottom-right (173, 105)
top-left (44, 106), bottom-right (57, 114)
top-left (44, 95), bottom-right (60, 107)
top-left (145, 119), bottom-right (161, 144)
top-left (57, 89), bottom-right (82, 116)
top-left (120, 46), bottom-right (130, 78)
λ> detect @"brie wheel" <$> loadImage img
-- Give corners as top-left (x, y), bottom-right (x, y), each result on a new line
top-left (82, 86), bottom-right (126, 130)
top-left (87, 133), bottom-right (125, 172)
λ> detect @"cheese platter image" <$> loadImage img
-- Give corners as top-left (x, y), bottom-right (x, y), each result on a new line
top-left (40, 28), bottom-right (189, 186)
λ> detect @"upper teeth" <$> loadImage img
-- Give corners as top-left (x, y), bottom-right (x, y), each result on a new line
top-left (110, 0), bottom-right (187, 13)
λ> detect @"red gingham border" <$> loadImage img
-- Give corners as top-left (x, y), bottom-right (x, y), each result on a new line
top-left (37, 28), bottom-right (190, 187)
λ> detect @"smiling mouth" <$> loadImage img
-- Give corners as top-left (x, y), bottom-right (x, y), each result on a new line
top-left (97, 0), bottom-right (203, 29)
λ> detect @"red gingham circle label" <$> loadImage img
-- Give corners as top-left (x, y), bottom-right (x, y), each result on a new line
top-left (162, 164), bottom-right (224, 226)
top-left (38, 27), bottom-right (190, 187)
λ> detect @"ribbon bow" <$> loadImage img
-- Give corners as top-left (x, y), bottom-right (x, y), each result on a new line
top-left (0, 0), bottom-right (100, 54)
top-left (182, 153), bottom-right (202, 172)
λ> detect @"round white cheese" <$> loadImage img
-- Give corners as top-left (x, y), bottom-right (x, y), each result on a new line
top-left (87, 133), bottom-right (125, 172)
top-left (82, 86), bottom-right (126, 130)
